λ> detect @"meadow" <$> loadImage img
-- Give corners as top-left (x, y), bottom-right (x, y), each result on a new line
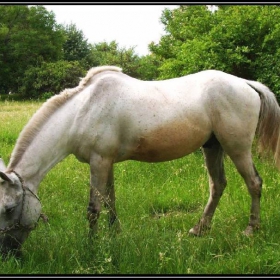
top-left (1, 100), bottom-right (280, 275)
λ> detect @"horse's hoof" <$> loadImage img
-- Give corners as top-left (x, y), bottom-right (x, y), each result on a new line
top-left (189, 223), bottom-right (211, 236)
top-left (189, 226), bottom-right (202, 236)
top-left (242, 225), bottom-right (257, 236)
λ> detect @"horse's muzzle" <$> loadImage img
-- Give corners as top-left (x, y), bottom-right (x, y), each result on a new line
top-left (0, 234), bottom-right (23, 259)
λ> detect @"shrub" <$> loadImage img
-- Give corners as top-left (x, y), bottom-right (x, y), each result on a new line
top-left (19, 60), bottom-right (86, 99)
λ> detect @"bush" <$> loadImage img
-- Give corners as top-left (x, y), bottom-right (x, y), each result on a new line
top-left (19, 60), bottom-right (86, 99)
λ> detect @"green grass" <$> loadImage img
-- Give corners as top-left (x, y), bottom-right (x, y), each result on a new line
top-left (1, 100), bottom-right (280, 274)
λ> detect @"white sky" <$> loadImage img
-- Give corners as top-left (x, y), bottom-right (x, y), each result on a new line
top-left (44, 5), bottom-right (178, 56)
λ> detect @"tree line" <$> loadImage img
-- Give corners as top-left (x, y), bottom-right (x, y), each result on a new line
top-left (1, 5), bottom-right (280, 101)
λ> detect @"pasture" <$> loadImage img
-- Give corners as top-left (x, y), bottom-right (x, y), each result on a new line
top-left (1, 100), bottom-right (280, 274)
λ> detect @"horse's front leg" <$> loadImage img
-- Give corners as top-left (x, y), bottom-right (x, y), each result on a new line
top-left (105, 167), bottom-right (121, 233)
top-left (87, 154), bottom-right (113, 235)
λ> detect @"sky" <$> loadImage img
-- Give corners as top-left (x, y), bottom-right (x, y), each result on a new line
top-left (44, 4), bottom-right (178, 56)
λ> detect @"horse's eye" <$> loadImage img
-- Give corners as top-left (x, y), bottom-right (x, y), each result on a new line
top-left (6, 206), bottom-right (15, 215)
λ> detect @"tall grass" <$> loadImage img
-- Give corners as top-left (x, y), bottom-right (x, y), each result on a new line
top-left (1, 100), bottom-right (280, 274)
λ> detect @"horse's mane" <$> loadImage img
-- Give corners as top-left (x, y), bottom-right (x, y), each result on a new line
top-left (7, 66), bottom-right (122, 171)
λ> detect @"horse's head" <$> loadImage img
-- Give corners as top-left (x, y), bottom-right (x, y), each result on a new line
top-left (0, 159), bottom-right (41, 258)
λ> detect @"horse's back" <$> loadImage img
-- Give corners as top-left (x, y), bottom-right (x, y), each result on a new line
top-left (96, 69), bottom-right (261, 131)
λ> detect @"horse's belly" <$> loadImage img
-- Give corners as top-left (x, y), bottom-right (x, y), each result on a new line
top-left (128, 122), bottom-right (210, 162)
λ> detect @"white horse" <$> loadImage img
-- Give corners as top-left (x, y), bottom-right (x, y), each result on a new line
top-left (1, 65), bottom-right (280, 257)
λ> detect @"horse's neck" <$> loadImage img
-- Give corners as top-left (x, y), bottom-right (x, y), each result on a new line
top-left (11, 103), bottom-right (76, 191)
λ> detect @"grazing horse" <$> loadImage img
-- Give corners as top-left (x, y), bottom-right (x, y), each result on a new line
top-left (0, 65), bottom-right (280, 257)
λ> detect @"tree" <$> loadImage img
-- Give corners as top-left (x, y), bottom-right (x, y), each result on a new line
top-left (89, 41), bottom-right (140, 78)
top-left (19, 60), bottom-right (85, 99)
top-left (149, 5), bottom-right (215, 76)
top-left (149, 5), bottom-right (280, 98)
top-left (136, 54), bottom-right (161, 81)
top-left (0, 5), bottom-right (65, 94)
top-left (62, 23), bottom-right (92, 69)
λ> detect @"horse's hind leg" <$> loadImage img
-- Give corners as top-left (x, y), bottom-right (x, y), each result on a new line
top-left (189, 139), bottom-right (227, 236)
top-left (228, 151), bottom-right (262, 235)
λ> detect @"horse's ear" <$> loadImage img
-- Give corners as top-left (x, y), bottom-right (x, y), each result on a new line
top-left (0, 171), bottom-right (14, 183)
top-left (0, 159), bottom-right (12, 183)
top-left (0, 158), bottom-right (6, 171)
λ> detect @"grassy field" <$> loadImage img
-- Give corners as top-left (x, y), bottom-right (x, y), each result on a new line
top-left (1, 100), bottom-right (280, 275)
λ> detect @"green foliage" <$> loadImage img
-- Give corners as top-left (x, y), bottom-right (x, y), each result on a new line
top-left (253, 50), bottom-right (280, 103)
top-left (149, 5), bottom-right (215, 65)
top-left (2, 4), bottom-right (280, 101)
top-left (0, 5), bottom-right (65, 94)
top-left (62, 23), bottom-right (93, 69)
top-left (90, 41), bottom-right (140, 78)
top-left (135, 54), bottom-right (161, 81)
top-left (150, 5), bottom-right (280, 98)
top-left (19, 60), bottom-right (85, 99)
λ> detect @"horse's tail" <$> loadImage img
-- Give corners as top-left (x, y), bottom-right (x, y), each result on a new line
top-left (246, 80), bottom-right (280, 169)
